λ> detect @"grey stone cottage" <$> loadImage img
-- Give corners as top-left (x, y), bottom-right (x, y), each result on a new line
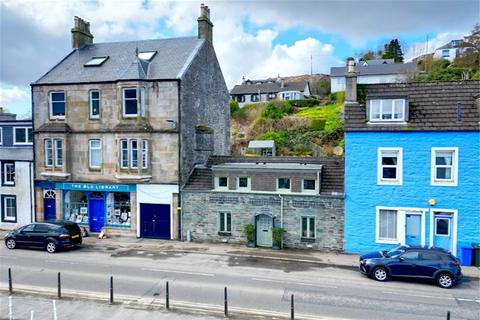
top-left (31, 4), bottom-right (230, 240)
top-left (182, 156), bottom-right (344, 250)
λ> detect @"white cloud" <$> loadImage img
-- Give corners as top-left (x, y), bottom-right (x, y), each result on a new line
top-left (404, 32), bottom-right (468, 61)
top-left (0, 86), bottom-right (29, 106)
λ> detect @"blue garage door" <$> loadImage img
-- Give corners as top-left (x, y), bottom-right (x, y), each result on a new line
top-left (140, 203), bottom-right (171, 239)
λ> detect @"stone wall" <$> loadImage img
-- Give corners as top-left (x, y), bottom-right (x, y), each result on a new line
top-left (182, 191), bottom-right (344, 251)
top-left (180, 41), bottom-right (230, 186)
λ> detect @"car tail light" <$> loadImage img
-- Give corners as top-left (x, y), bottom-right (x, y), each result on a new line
top-left (59, 234), bottom-right (70, 240)
top-left (451, 260), bottom-right (460, 266)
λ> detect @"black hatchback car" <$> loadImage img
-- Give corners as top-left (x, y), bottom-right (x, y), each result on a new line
top-left (4, 221), bottom-right (82, 253)
top-left (359, 245), bottom-right (462, 288)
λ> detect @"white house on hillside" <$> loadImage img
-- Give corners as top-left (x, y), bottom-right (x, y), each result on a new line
top-left (433, 40), bottom-right (474, 62)
top-left (330, 59), bottom-right (419, 93)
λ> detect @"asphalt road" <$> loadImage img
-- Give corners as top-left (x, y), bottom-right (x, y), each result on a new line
top-left (0, 244), bottom-right (479, 320)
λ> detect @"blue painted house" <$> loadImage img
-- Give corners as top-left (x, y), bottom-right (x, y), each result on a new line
top-left (343, 71), bottom-right (480, 263)
top-left (0, 109), bottom-right (34, 229)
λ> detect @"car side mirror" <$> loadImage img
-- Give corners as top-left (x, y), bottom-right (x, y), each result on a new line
top-left (398, 256), bottom-right (405, 262)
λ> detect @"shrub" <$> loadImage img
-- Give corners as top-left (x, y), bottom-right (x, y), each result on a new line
top-left (229, 100), bottom-right (239, 117)
top-left (272, 227), bottom-right (285, 247)
top-left (273, 116), bottom-right (309, 132)
top-left (282, 100), bottom-right (294, 114)
top-left (261, 102), bottom-right (283, 119)
top-left (289, 98), bottom-right (320, 108)
top-left (195, 124), bottom-right (213, 133)
top-left (250, 117), bottom-right (273, 137)
top-left (244, 224), bottom-right (254, 242)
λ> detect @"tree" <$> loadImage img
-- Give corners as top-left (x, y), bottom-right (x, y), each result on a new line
top-left (381, 39), bottom-right (404, 63)
top-left (463, 23), bottom-right (480, 53)
top-left (310, 78), bottom-right (330, 97)
top-left (359, 50), bottom-right (376, 61)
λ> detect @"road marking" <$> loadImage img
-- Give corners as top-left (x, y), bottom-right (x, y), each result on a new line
top-left (457, 298), bottom-right (480, 303)
top-left (252, 277), bottom-right (337, 289)
top-left (45, 260), bottom-right (79, 265)
top-left (382, 291), bottom-right (453, 300)
top-left (0, 256), bottom-right (17, 260)
top-left (141, 268), bottom-right (214, 277)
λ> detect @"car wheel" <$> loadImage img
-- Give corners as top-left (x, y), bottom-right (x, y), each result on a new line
top-left (5, 238), bottom-right (16, 250)
top-left (372, 266), bottom-right (389, 281)
top-left (437, 273), bottom-right (454, 289)
top-left (46, 241), bottom-right (57, 253)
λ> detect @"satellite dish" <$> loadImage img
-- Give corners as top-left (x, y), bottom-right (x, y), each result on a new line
top-left (333, 146), bottom-right (344, 156)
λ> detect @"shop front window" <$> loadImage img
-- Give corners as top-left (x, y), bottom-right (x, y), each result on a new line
top-left (64, 191), bottom-right (89, 224)
top-left (106, 192), bottom-right (131, 227)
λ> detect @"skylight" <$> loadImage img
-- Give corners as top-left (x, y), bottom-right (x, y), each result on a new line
top-left (84, 56), bottom-right (109, 67)
top-left (138, 51), bottom-right (157, 61)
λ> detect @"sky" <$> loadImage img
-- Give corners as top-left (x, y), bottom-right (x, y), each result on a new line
top-left (0, 0), bottom-right (478, 118)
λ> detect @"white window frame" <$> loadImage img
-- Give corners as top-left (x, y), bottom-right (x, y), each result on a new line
top-left (442, 49), bottom-right (450, 57)
top-left (13, 127), bottom-right (33, 145)
top-left (54, 139), bottom-right (63, 167)
top-left (434, 217), bottom-right (451, 237)
top-left (141, 139), bottom-right (148, 169)
top-left (377, 148), bottom-right (403, 185)
top-left (301, 179), bottom-right (318, 194)
top-left (49, 91), bottom-right (66, 119)
top-left (120, 140), bottom-right (128, 169)
top-left (130, 140), bottom-right (138, 169)
top-left (0, 127), bottom-right (2, 145)
top-left (3, 162), bottom-right (15, 185)
top-left (122, 88), bottom-right (138, 117)
top-left (89, 90), bottom-right (100, 119)
top-left (215, 176), bottom-right (229, 190)
top-left (376, 208), bottom-right (399, 244)
top-left (277, 177), bottom-right (291, 192)
top-left (237, 176), bottom-right (250, 190)
top-left (218, 211), bottom-right (232, 233)
top-left (431, 147), bottom-right (458, 186)
top-left (301, 216), bottom-right (316, 239)
top-left (44, 139), bottom-right (53, 167)
top-left (2, 196), bottom-right (16, 222)
top-left (368, 99), bottom-right (406, 122)
top-left (89, 139), bottom-right (102, 169)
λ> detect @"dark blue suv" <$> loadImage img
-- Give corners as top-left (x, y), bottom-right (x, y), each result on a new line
top-left (359, 245), bottom-right (462, 288)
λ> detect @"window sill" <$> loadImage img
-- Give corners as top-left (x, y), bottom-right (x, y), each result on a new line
top-left (377, 180), bottom-right (402, 186)
top-left (218, 231), bottom-right (232, 236)
top-left (40, 172), bottom-right (70, 179)
top-left (89, 167), bottom-right (102, 172)
top-left (1, 184), bottom-right (15, 187)
top-left (367, 121), bottom-right (407, 125)
top-left (376, 239), bottom-right (399, 244)
top-left (1, 220), bottom-right (17, 223)
top-left (301, 237), bottom-right (316, 243)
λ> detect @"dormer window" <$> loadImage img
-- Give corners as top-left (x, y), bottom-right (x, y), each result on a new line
top-left (84, 56), bottom-right (109, 67)
top-left (368, 99), bottom-right (406, 122)
top-left (138, 51), bottom-right (157, 61)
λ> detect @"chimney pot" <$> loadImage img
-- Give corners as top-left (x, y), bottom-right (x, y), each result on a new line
top-left (198, 4), bottom-right (213, 42)
top-left (71, 16), bottom-right (94, 49)
top-left (345, 57), bottom-right (358, 104)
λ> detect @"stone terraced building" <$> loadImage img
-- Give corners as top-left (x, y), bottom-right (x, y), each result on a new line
top-left (31, 5), bottom-right (229, 240)
top-left (182, 156), bottom-right (344, 250)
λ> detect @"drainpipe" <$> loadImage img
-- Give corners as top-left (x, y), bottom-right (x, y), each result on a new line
top-left (278, 194), bottom-right (284, 229)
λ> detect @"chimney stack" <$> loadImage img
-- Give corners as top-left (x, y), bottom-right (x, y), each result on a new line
top-left (345, 57), bottom-right (357, 104)
top-left (71, 16), bottom-right (94, 49)
top-left (197, 4), bottom-right (213, 42)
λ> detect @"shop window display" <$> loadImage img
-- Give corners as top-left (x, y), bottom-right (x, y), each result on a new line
top-left (64, 191), bottom-right (89, 224)
top-left (106, 192), bottom-right (131, 226)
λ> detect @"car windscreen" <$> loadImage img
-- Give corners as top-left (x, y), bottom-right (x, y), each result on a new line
top-left (385, 246), bottom-right (406, 257)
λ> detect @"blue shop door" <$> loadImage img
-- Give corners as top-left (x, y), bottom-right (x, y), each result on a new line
top-left (433, 214), bottom-right (453, 252)
top-left (44, 198), bottom-right (56, 221)
top-left (405, 214), bottom-right (422, 246)
top-left (140, 203), bottom-right (171, 239)
top-left (89, 198), bottom-right (105, 232)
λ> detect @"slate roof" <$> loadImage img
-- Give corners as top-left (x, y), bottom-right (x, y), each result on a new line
top-left (230, 80), bottom-right (308, 95)
top-left (344, 80), bottom-right (480, 131)
top-left (436, 40), bottom-right (464, 50)
top-left (33, 37), bottom-right (205, 85)
top-left (35, 123), bottom-right (72, 133)
top-left (330, 62), bottom-right (418, 77)
top-left (248, 140), bottom-right (275, 149)
top-left (183, 155), bottom-right (344, 195)
top-left (358, 59), bottom-right (394, 65)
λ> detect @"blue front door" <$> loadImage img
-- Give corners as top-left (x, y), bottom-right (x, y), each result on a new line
top-left (433, 214), bottom-right (453, 252)
top-left (140, 203), bottom-right (171, 239)
top-left (89, 198), bottom-right (105, 232)
top-left (44, 198), bottom-right (56, 221)
top-left (405, 213), bottom-right (422, 246)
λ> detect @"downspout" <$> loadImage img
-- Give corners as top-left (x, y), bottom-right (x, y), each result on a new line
top-left (31, 85), bottom-right (36, 223)
top-left (278, 194), bottom-right (283, 249)
top-left (177, 79), bottom-right (182, 241)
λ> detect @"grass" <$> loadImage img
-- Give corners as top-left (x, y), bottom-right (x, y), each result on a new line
top-left (296, 103), bottom-right (343, 132)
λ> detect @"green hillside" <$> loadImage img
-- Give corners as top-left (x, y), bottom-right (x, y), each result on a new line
top-left (230, 92), bottom-right (345, 157)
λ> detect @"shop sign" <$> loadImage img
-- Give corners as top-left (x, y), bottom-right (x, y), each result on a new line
top-left (56, 183), bottom-right (135, 192)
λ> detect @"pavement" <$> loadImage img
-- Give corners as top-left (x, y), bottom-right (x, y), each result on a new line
top-left (80, 235), bottom-right (480, 279)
